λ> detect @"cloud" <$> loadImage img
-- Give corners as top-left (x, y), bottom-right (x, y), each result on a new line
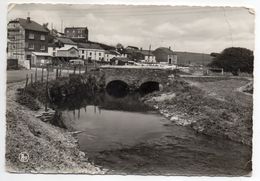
top-left (8, 4), bottom-right (255, 53)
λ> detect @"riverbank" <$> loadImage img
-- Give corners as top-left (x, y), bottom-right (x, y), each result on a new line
top-left (5, 81), bottom-right (105, 173)
top-left (142, 76), bottom-right (253, 146)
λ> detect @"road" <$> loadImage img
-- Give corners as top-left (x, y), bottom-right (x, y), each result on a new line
top-left (7, 68), bottom-right (62, 84)
top-left (7, 69), bottom-right (35, 83)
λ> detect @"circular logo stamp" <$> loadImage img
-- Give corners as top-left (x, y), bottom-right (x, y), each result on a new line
top-left (18, 152), bottom-right (29, 163)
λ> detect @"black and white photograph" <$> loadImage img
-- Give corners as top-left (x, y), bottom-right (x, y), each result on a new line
top-left (4, 1), bottom-right (255, 177)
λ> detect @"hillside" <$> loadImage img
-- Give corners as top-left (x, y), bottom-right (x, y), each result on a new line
top-left (175, 51), bottom-right (214, 66)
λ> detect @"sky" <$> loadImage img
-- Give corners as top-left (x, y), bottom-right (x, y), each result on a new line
top-left (7, 4), bottom-right (255, 53)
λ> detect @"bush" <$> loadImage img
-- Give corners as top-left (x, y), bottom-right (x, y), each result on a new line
top-left (209, 47), bottom-right (253, 75)
top-left (16, 91), bottom-right (40, 111)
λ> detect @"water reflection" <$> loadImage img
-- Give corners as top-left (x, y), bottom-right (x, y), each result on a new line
top-left (55, 91), bottom-right (153, 115)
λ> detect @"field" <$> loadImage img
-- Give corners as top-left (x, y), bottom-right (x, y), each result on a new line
top-left (175, 51), bottom-right (214, 66)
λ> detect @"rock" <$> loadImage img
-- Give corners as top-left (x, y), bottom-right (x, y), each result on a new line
top-left (170, 116), bottom-right (179, 121)
top-left (78, 151), bottom-right (85, 159)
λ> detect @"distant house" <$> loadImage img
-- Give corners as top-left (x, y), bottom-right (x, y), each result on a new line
top-left (31, 52), bottom-right (52, 66)
top-left (105, 50), bottom-right (126, 62)
top-left (7, 17), bottom-right (50, 67)
top-left (78, 42), bottom-right (105, 62)
top-left (64, 27), bottom-right (88, 42)
top-left (138, 49), bottom-right (156, 63)
top-left (125, 46), bottom-right (139, 50)
top-left (48, 37), bottom-right (78, 62)
top-left (153, 47), bottom-right (177, 65)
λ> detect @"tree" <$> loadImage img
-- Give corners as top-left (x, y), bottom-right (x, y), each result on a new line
top-left (116, 43), bottom-right (124, 53)
top-left (209, 47), bottom-right (254, 75)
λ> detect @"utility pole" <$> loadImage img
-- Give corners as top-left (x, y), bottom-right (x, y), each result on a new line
top-left (61, 19), bottom-right (63, 33)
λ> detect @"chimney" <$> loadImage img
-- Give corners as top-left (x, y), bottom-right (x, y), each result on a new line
top-left (26, 17), bottom-right (31, 23)
top-left (140, 47), bottom-right (143, 51)
top-left (169, 46), bottom-right (171, 50)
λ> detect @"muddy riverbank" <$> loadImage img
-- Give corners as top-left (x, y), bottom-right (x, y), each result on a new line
top-left (5, 81), bottom-right (105, 173)
top-left (142, 77), bottom-right (253, 146)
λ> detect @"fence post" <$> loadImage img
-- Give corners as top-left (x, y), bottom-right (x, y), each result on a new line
top-left (73, 66), bottom-right (76, 74)
top-left (35, 67), bottom-right (37, 83)
top-left (25, 74), bottom-right (28, 88)
top-left (85, 65), bottom-right (87, 74)
top-left (31, 73), bottom-right (33, 85)
top-left (56, 67), bottom-right (59, 79)
top-left (59, 65), bottom-right (62, 77)
top-left (45, 66), bottom-right (49, 112)
top-left (41, 67), bottom-right (44, 82)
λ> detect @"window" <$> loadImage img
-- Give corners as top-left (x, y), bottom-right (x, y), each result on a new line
top-left (82, 50), bottom-right (85, 54)
top-left (40, 35), bottom-right (45, 40)
top-left (53, 47), bottom-right (56, 51)
top-left (40, 45), bottom-right (45, 51)
top-left (81, 55), bottom-right (84, 59)
top-left (53, 52), bottom-right (56, 56)
top-left (89, 52), bottom-right (92, 56)
top-left (28, 43), bottom-right (34, 50)
top-left (99, 52), bottom-right (101, 56)
top-left (29, 33), bottom-right (34, 39)
top-left (26, 55), bottom-right (31, 60)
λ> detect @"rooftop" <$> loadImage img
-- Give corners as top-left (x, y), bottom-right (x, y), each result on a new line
top-left (154, 47), bottom-right (176, 55)
top-left (78, 42), bottom-right (104, 50)
top-left (138, 49), bottom-right (154, 56)
top-left (56, 37), bottom-right (77, 45)
top-left (9, 18), bottom-right (49, 33)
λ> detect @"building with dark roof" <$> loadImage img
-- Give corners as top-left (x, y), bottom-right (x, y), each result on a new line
top-left (7, 17), bottom-right (50, 67)
top-left (153, 47), bottom-right (177, 64)
top-left (64, 27), bottom-right (88, 42)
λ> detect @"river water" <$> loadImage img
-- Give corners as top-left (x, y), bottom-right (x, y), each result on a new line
top-left (58, 92), bottom-right (252, 176)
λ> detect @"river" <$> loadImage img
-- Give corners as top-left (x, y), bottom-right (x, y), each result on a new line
top-left (57, 91), bottom-right (252, 176)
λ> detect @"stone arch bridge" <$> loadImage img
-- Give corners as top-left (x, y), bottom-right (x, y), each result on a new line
top-left (99, 66), bottom-right (176, 90)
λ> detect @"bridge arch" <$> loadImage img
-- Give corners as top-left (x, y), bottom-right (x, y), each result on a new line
top-left (106, 80), bottom-right (129, 97)
top-left (139, 81), bottom-right (160, 94)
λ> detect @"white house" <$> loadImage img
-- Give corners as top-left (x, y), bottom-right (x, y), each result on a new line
top-left (104, 50), bottom-right (126, 62)
top-left (78, 42), bottom-right (105, 62)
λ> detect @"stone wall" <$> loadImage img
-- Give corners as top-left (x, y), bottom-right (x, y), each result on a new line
top-left (101, 67), bottom-right (175, 90)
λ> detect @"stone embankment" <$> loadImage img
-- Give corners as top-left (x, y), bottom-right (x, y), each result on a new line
top-left (142, 77), bottom-right (252, 146)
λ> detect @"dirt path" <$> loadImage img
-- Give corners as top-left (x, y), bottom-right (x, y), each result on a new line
top-left (5, 81), bottom-right (105, 173)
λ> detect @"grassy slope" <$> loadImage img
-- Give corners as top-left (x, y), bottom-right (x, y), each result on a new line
top-left (175, 51), bottom-right (214, 66)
